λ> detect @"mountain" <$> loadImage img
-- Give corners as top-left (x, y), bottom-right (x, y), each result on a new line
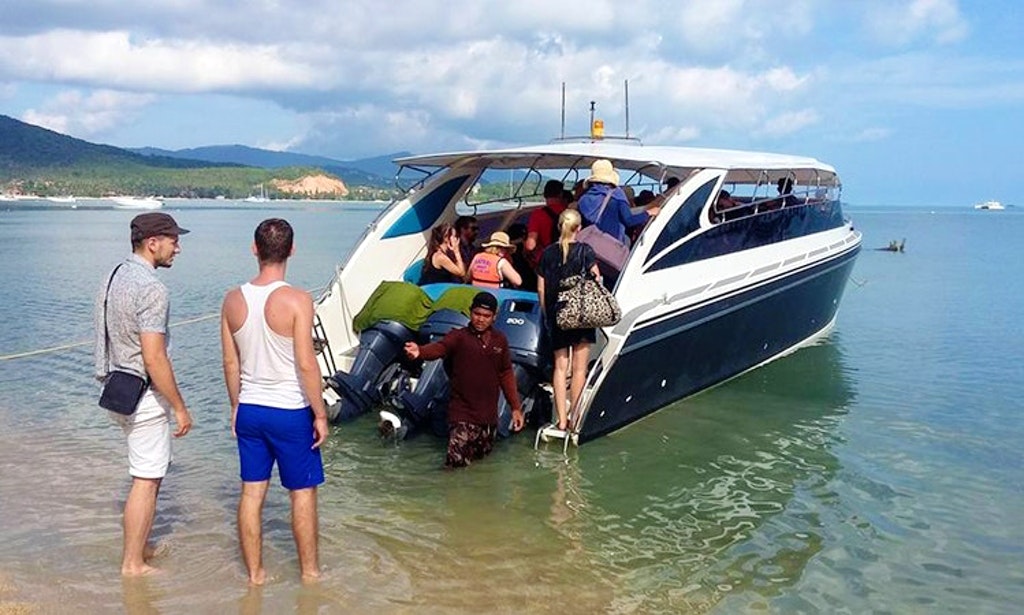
top-left (0, 114), bottom-right (388, 199)
top-left (0, 114), bottom-right (233, 172)
top-left (132, 145), bottom-right (410, 187)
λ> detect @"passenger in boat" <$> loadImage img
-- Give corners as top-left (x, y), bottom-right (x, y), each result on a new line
top-left (419, 223), bottom-right (466, 285)
top-left (572, 180), bottom-right (587, 203)
top-left (96, 212), bottom-right (193, 577)
top-left (469, 231), bottom-right (522, 289)
top-left (220, 218), bottom-right (329, 584)
top-left (563, 188), bottom-right (576, 207)
top-left (537, 209), bottom-right (600, 432)
top-left (455, 215), bottom-right (480, 264)
top-left (403, 292), bottom-right (525, 468)
top-left (524, 179), bottom-right (568, 268)
top-left (507, 223), bottom-right (537, 292)
top-left (765, 177), bottom-right (800, 211)
top-left (578, 159), bottom-right (660, 246)
top-left (711, 190), bottom-right (742, 223)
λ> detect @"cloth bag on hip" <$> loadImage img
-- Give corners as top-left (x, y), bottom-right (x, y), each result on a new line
top-left (577, 191), bottom-right (630, 272)
top-left (555, 259), bottom-right (622, 330)
top-left (98, 263), bottom-right (149, 415)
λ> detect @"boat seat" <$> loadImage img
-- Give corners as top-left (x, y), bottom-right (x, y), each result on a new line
top-left (402, 259), bottom-right (425, 284)
top-left (419, 283), bottom-right (538, 303)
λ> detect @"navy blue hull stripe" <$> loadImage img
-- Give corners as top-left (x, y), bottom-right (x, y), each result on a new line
top-left (579, 244), bottom-right (859, 443)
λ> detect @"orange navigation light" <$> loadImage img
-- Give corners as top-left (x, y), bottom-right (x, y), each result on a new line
top-left (591, 119), bottom-right (605, 139)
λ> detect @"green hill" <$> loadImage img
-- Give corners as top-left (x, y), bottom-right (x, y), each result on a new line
top-left (0, 115), bottom-right (392, 200)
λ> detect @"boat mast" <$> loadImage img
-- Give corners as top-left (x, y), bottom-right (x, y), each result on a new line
top-left (624, 79), bottom-right (630, 138)
top-left (560, 82), bottom-right (566, 140)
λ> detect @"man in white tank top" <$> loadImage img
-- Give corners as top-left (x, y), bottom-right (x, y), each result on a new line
top-left (219, 218), bottom-right (329, 585)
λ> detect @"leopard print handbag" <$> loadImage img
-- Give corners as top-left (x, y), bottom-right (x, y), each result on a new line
top-left (555, 271), bottom-right (622, 330)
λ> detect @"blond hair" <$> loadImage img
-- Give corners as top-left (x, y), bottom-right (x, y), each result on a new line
top-left (557, 209), bottom-right (582, 264)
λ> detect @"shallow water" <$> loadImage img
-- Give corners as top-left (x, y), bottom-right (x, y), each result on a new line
top-left (0, 201), bottom-right (1021, 613)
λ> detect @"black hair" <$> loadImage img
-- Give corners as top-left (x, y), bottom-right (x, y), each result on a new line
top-left (455, 215), bottom-right (478, 233)
top-left (543, 179), bottom-right (564, 199)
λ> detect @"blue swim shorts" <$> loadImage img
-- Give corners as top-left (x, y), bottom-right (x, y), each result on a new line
top-left (236, 403), bottom-right (324, 490)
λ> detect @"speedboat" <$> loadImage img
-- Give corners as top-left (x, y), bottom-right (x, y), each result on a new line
top-left (974, 200), bottom-right (1005, 210)
top-left (111, 196), bottom-right (163, 209)
top-left (312, 139), bottom-right (861, 448)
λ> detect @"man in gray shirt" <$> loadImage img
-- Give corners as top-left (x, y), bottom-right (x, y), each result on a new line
top-left (94, 212), bottom-right (193, 576)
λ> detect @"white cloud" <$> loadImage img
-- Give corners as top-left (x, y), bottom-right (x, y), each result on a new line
top-left (0, 30), bottom-right (323, 93)
top-left (756, 109), bottom-right (821, 137)
top-left (849, 127), bottom-right (893, 142)
top-left (21, 89), bottom-right (156, 137)
top-left (862, 0), bottom-right (969, 46)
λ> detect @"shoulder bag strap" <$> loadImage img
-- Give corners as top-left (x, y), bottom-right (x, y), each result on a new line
top-left (102, 263), bottom-right (126, 374)
top-left (593, 190), bottom-right (614, 223)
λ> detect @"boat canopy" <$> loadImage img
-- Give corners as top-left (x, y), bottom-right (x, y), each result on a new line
top-left (395, 141), bottom-right (838, 186)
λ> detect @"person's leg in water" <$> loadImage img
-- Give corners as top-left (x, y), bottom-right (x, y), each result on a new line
top-left (290, 487), bottom-right (320, 582)
top-left (552, 347), bottom-right (571, 430)
top-left (238, 480), bottom-right (269, 585)
top-left (567, 342), bottom-right (591, 430)
top-left (122, 476), bottom-right (162, 576)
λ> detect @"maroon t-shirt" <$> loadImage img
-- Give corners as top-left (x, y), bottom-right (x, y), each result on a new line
top-left (418, 326), bottom-right (520, 426)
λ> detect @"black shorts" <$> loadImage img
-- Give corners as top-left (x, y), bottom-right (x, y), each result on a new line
top-left (550, 325), bottom-right (596, 351)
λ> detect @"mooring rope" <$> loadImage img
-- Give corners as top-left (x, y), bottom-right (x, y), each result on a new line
top-left (0, 312), bottom-right (221, 361)
top-left (0, 284), bottom-right (331, 362)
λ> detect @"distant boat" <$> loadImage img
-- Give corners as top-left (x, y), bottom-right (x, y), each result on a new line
top-left (47, 196), bottom-right (77, 203)
top-left (111, 196), bottom-right (163, 210)
top-left (244, 184), bottom-right (270, 203)
top-left (974, 200), bottom-right (1005, 210)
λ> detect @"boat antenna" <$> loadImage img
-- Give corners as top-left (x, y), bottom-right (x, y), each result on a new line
top-left (560, 82), bottom-right (566, 140)
top-left (624, 79), bottom-right (630, 138)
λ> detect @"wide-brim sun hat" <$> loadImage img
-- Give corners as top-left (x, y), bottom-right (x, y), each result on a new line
top-left (586, 159), bottom-right (620, 186)
top-left (481, 231), bottom-right (513, 249)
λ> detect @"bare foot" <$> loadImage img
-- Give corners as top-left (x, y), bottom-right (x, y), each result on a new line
top-left (122, 563), bottom-right (161, 577)
top-left (248, 568), bottom-right (267, 586)
top-left (301, 570), bottom-right (321, 584)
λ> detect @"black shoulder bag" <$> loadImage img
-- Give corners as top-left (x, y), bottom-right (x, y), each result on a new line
top-left (98, 264), bottom-right (149, 415)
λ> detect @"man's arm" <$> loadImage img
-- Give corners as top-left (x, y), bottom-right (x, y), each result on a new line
top-left (290, 289), bottom-right (329, 449)
top-left (140, 332), bottom-right (192, 437)
top-left (219, 289), bottom-right (242, 436)
top-left (405, 337), bottom-right (450, 362)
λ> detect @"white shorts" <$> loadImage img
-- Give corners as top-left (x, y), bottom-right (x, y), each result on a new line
top-left (110, 388), bottom-right (173, 479)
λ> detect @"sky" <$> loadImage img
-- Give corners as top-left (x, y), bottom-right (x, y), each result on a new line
top-left (1, 0), bottom-right (1022, 206)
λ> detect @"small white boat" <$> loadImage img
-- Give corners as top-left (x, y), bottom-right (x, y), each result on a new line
top-left (974, 200), bottom-right (1005, 210)
top-left (47, 196), bottom-right (77, 203)
top-left (244, 183), bottom-right (270, 203)
top-left (111, 196), bottom-right (163, 209)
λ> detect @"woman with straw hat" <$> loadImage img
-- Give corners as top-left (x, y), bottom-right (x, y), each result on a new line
top-left (577, 159), bottom-right (660, 245)
top-left (469, 231), bottom-right (523, 289)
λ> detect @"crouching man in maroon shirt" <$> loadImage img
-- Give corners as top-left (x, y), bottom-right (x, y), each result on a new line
top-left (404, 291), bottom-right (525, 468)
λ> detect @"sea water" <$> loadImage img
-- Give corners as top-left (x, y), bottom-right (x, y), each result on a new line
top-left (0, 200), bottom-right (1021, 613)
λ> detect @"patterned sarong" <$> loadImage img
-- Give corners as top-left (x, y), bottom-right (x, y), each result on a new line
top-left (445, 422), bottom-right (496, 468)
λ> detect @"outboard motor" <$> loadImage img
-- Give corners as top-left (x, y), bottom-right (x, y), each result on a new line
top-left (325, 320), bottom-right (416, 424)
top-left (492, 294), bottom-right (550, 436)
top-left (380, 309), bottom-right (468, 440)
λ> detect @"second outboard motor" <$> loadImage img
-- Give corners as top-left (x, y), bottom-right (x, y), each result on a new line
top-left (492, 294), bottom-right (550, 437)
top-left (326, 320), bottom-right (415, 424)
top-left (380, 309), bottom-right (468, 440)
